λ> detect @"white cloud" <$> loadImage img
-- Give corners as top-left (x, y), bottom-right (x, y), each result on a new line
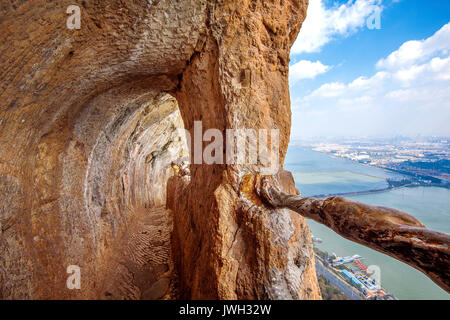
top-left (304, 55), bottom-right (450, 101)
top-left (292, 23), bottom-right (450, 138)
top-left (393, 64), bottom-right (425, 83)
top-left (376, 22), bottom-right (450, 70)
top-left (289, 60), bottom-right (330, 84)
top-left (309, 82), bottom-right (346, 98)
top-left (291, 0), bottom-right (382, 54)
top-left (348, 71), bottom-right (389, 90)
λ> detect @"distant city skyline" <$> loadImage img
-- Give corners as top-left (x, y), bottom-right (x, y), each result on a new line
top-left (289, 0), bottom-right (450, 139)
top-left (290, 133), bottom-right (450, 142)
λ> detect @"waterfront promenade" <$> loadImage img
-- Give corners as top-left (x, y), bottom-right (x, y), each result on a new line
top-left (315, 257), bottom-right (364, 300)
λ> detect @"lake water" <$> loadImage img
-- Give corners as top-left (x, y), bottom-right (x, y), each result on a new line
top-left (285, 146), bottom-right (450, 300)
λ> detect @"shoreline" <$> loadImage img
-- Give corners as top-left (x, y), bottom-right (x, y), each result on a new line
top-left (291, 146), bottom-right (450, 198)
top-left (315, 256), bottom-right (364, 300)
top-left (288, 146), bottom-right (450, 299)
top-left (310, 183), bottom-right (447, 199)
top-left (296, 145), bottom-right (449, 182)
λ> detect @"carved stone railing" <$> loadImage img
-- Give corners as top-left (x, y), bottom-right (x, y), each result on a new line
top-left (255, 175), bottom-right (450, 293)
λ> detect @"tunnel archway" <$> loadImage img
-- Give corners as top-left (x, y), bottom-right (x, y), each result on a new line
top-left (60, 82), bottom-right (188, 299)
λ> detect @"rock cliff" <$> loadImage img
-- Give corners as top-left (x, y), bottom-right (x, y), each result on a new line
top-left (0, 0), bottom-right (320, 299)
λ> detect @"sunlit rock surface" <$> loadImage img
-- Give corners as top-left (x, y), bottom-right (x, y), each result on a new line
top-left (0, 0), bottom-right (320, 299)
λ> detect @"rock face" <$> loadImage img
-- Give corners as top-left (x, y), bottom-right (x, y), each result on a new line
top-left (0, 0), bottom-right (320, 299)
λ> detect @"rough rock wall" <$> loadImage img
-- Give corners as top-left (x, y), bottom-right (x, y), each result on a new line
top-left (0, 0), bottom-right (203, 299)
top-left (0, 0), bottom-right (319, 299)
top-left (170, 0), bottom-right (320, 299)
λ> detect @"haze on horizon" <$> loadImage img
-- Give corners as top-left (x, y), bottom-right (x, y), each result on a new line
top-left (288, 0), bottom-right (450, 140)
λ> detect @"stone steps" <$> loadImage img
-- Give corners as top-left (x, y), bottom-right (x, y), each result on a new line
top-left (100, 206), bottom-right (176, 300)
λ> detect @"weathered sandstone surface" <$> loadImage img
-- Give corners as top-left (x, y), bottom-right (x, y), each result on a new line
top-left (0, 0), bottom-right (320, 299)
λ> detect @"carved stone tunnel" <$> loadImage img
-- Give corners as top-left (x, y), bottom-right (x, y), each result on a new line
top-left (1, 0), bottom-right (324, 299)
top-left (2, 0), bottom-right (449, 300)
top-left (2, 0), bottom-right (448, 300)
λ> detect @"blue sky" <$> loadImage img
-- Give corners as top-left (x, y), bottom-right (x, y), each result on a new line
top-left (289, 0), bottom-right (450, 139)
